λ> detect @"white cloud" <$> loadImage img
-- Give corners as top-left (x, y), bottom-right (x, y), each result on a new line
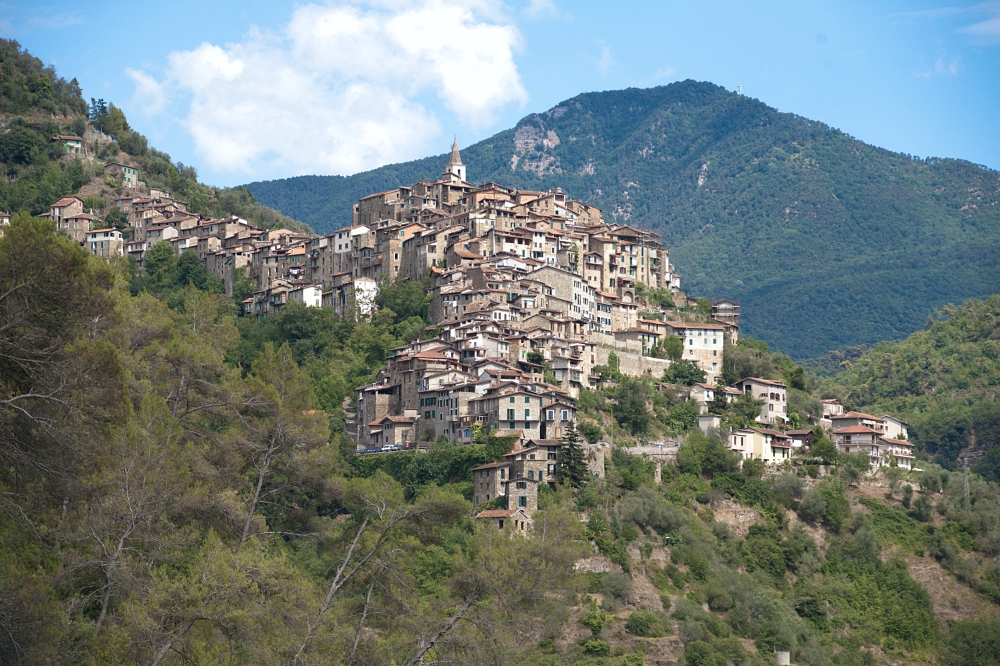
top-left (958, 15), bottom-right (1000, 40)
top-left (916, 53), bottom-right (962, 77)
top-left (522, 0), bottom-right (557, 18)
top-left (125, 67), bottom-right (167, 115)
top-left (896, 1), bottom-right (1000, 44)
top-left (595, 41), bottom-right (613, 77)
top-left (129, 1), bottom-right (527, 179)
top-left (655, 65), bottom-right (677, 78)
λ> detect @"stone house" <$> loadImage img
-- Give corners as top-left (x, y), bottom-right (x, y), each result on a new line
top-left (104, 161), bottom-right (140, 189)
top-left (59, 212), bottom-right (96, 243)
top-left (471, 462), bottom-right (509, 507)
top-left (475, 508), bottom-right (532, 533)
top-left (368, 414), bottom-right (416, 448)
top-left (49, 196), bottom-right (85, 227)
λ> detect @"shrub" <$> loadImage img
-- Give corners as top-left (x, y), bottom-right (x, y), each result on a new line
top-left (942, 619), bottom-right (1000, 666)
top-left (601, 572), bottom-right (633, 603)
top-left (772, 473), bottom-right (805, 507)
top-left (683, 640), bottom-right (718, 666)
top-left (579, 420), bottom-right (603, 443)
top-left (582, 640), bottom-right (610, 656)
top-left (912, 494), bottom-right (933, 522)
top-left (582, 598), bottom-right (607, 638)
top-left (626, 609), bottom-right (665, 637)
top-left (706, 581), bottom-right (733, 611)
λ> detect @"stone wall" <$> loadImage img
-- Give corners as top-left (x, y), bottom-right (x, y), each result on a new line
top-left (594, 345), bottom-right (673, 378)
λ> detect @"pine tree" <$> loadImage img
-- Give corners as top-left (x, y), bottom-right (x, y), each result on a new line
top-left (558, 421), bottom-right (589, 488)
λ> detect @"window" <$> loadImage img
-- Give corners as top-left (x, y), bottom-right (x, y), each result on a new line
top-left (561, 410), bottom-right (569, 421)
top-left (516, 481), bottom-right (527, 489)
top-left (500, 469), bottom-right (505, 479)
top-left (518, 496), bottom-right (527, 507)
top-left (547, 410), bottom-right (554, 420)
top-left (524, 409), bottom-right (530, 419)
top-left (509, 422), bottom-right (516, 430)
top-left (498, 519), bottom-right (504, 529)
top-left (509, 396), bottom-right (515, 403)
top-left (524, 396), bottom-right (530, 403)
top-left (528, 471), bottom-right (534, 480)
top-left (507, 409), bottom-right (515, 420)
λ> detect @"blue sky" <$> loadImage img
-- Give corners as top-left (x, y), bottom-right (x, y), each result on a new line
top-left (3, 0), bottom-right (998, 187)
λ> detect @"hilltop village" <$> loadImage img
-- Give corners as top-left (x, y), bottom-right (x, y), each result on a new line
top-left (30, 141), bottom-right (914, 529)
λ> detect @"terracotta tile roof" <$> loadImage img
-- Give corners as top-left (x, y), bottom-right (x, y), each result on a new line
top-left (834, 425), bottom-right (879, 434)
top-left (470, 462), bottom-right (511, 471)
top-left (739, 377), bottom-right (786, 387)
top-left (476, 509), bottom-right (517, 518)
top-left (834, 411), bottom-right (883, 421)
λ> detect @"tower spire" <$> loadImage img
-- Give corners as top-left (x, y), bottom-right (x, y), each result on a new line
top-left (444, 139), bottom-right (466, 182)
top-left (448, 138), bottom-right (463, 166)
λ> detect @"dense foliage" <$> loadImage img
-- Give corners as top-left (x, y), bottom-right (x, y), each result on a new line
top-left (5, 215), bottom-right (1000, 664)
top-left (0, 216), bottom-right (586, 665)
top-left (823, 296), bottom-right (1000, 470)
top-left (245, 80), bottom-right (1000, 358)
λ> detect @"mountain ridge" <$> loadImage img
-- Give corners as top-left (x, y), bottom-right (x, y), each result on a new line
top-left (245, 81), bottom-right (1000, 360)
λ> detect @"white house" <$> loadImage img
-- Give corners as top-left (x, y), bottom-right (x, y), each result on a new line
top-left (881, 415), bottom-right (909, 440)
top-left (289, 284), bottom-right (323, 308)
top-left (732, 377), bottom-right (788, 424)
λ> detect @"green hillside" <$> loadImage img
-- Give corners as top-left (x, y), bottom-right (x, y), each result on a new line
top-left (0, 39), bottom-right (308, 232)
top-left (6, 217), bottom-right (1000, 665)
top-left (823, 295), bottom-right (1000, 473)
top-left (245, 81), bottom-right (1000, 359)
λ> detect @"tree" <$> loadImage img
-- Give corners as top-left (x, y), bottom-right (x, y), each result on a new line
top-left (810, 437), bottom-right (839, 464)
top-left (557, 422), bottom-right (589, 487)
top-left (840, 453), bottom-right (870, 487)
top-left (662, 360), bottom-right (707, 386)
top-left (103, 207), bottom-right (128, 230)
top-left (610, 377), bottom-right (651, 436)
top-left (235, 342), bottom-right (328, 550)
top-left (579, 420), bottom-right (603, 444)
top-left (884, 465), bottom-right (905, 498)
top-left (375, 278), bottom-right (430, 323)
top-left (0, 214), bottom-right (122, 478)
top-left (662, 334), bottom-right (684, 361)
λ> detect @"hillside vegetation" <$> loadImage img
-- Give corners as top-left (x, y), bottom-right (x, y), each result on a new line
top-left (246, 81), bottom-right (1000, 359)
top-left (5, 216), bottom-right (1000, 665)
top-left (823, 296), bottom-right (1000, 476)
top-left (0, 38), bottom-right (308, 232)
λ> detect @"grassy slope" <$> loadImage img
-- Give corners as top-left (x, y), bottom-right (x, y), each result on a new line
top-left (245, 81), bottom-right (1000, 359)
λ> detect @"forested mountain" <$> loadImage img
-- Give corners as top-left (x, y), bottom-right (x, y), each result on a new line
top-left (245, 81), bottom-right (1000, 359)
top-left (823, 296), bottom-right (1000, 475)
top-left (0, 39), bottom-right (308, 232)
